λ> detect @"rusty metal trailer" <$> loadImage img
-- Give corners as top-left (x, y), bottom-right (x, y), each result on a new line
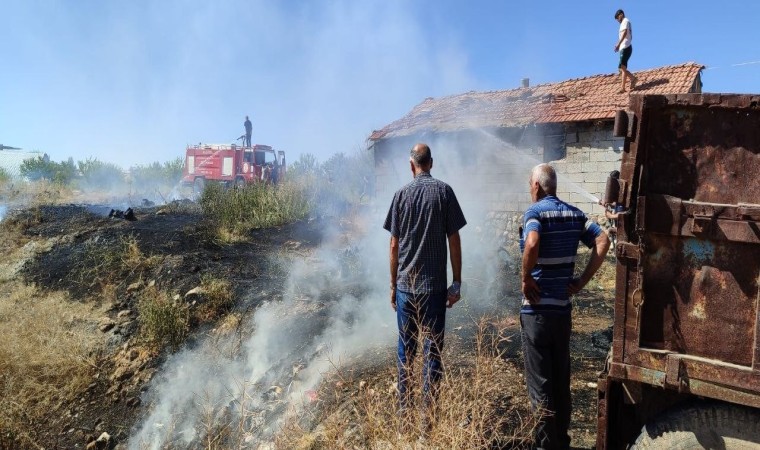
top-left (596, 94), bottom-right (760, 448)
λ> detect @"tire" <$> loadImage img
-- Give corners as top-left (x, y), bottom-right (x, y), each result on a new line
top-left (193, 177), bottom-right (205, 196)
top-left (235, 177), bottom-right (246, 189)
top-left (631, 402), bottom-right (760, 449)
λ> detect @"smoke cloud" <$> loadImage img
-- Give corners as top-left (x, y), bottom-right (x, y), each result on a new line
top-left (129, 129), bottom-right (545, 448)
top-left (1, 0), bottom-right (478, 169)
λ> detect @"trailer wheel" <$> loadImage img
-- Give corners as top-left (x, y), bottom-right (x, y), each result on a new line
top-left (631, 402), bottom-right (760, 449)
top-left (193, 177), bottom-right (205, 196)
top-left (234, 177), bottom-right (246, 189)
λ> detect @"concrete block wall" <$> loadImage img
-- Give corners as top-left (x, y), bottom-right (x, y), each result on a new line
top-left (551, 125), bottom-right (624, 215)
top-left (372, 123), bottom-right (621, 243)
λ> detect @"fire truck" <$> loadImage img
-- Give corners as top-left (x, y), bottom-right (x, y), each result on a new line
top-left (181, 143), bottom-right (286, 194)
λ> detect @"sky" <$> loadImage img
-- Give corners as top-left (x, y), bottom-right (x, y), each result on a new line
top-left (2, 0), bottom-right (760, 168)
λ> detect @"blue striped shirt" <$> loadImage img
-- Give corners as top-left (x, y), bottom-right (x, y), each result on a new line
top-left (520, 195), bottom-right (602, 315)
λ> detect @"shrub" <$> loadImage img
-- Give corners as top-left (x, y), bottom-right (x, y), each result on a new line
top-left (289, 153), bottom-right (319, 178)
top-left (77, 157), bottom-right (125, 189)
top-left (20, 157), bottom-right (77, 185)
top-left (200, 181), bottom-right (312, 240)
top-left (0, 167), bottom-right (11, 184)
top-left (138, 286), bottom-right (189, 352)
top-left (316, 150), bottom-right (374, 214)
top-left (194, 274), bottom-right (234, 322)
top-left (75, 234), bottom-right (157, 290)
top-left (130, 158), bottom-right (184, 189)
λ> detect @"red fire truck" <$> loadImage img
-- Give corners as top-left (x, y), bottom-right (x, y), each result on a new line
top-left (181, 144), bottom-right (286, 193)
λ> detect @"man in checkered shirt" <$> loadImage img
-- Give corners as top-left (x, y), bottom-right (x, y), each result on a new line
top-left (383, 143), bottom-right (467, 434)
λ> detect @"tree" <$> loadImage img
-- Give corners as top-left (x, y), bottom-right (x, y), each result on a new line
top-left (20, 157), bottom-right (77, 184)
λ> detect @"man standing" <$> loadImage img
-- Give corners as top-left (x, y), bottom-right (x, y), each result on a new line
top-left (520, 164), bottom-right (609, 449)
top-left (244, 115), bottom-right (252, 147)
top-left (614, 9), bottom-right (636, 93)
top-left (384, 143), bottom-right (466, 434)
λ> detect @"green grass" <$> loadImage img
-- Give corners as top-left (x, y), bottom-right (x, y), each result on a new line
top-left (137, 286), bottom-right (189, 352)
top-left (199, 181), bottom-right (313, 241)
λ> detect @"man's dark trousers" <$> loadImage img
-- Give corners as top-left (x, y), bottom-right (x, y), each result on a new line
top-left (396, 290), bottom-right (446, 415)
top-left (245, 133), bottom-right (251, 147)
top-left (521, 313), bottom-right (572, 450)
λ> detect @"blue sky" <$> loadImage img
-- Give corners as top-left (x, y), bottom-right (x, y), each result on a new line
top-left (2, 0), bottom-right (759, 168)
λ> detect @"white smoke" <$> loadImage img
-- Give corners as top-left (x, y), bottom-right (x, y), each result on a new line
top-left (129, 130), bottom-right (544, 448)
top-left (130, 211), bottom-right (397, 448)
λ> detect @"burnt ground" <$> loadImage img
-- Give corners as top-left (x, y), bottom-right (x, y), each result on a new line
top-left (4, 203), bottom-right (325, 449)
top-left (2, 203), bottom-right (614, 449)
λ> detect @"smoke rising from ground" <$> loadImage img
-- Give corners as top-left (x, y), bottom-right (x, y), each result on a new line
top-left (129, 131), bottom-right (545, 447)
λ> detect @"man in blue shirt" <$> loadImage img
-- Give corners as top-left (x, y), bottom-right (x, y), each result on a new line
top-left (384, 143), bottom-right (467, 435)
top-left (520, 163), bottom-right (610, 449)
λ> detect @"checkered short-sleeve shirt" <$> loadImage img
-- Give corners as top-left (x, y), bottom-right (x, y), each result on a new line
top-left (384, 172), bottom-right (467, 294)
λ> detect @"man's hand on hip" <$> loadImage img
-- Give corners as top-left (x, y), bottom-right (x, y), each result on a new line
top-left (522, 276), bottom-right (541, 304)
top-left (568, 276), bottom-right (586, 295)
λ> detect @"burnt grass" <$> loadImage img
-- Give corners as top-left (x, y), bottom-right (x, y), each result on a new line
top-left (10, 203), bottom-right (326, 449)
top-left (7, 204), bottom-right (615, 449)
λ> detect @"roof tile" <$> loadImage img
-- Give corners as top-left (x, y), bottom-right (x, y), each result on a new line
top-left (371, 62), bottom-right (704, 140)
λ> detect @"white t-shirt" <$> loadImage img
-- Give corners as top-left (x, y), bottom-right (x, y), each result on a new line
top-left (619, 18), bottom-right (632, 49)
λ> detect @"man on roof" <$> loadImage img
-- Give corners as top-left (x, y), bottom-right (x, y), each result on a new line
top-left (614, 9), bottom-right (637, 93)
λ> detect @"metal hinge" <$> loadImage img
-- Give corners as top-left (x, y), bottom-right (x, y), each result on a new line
top-left (615, 242), bottom-right (640, 261)
top-left (664, 354), bottom-right (688, 392)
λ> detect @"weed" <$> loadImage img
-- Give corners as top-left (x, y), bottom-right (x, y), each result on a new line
top-left (200, 181), bottom-right (312, 240)
top-left (75, 234), bottom-right (159, 291)
top-left (137, 286), bottom-right (189, 352)
top-left (0, 167), bottom-right (10, 185)
top-left (194, 274), bottom-right (234, 322)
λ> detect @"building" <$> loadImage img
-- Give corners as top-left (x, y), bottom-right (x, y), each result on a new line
top-left (0, 146), bottom-right (49, 180)
top-left (369, 62), bottom-right (703, 220)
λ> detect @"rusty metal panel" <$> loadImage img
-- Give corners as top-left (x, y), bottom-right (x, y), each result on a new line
top-left (642, 100), bottom-right (760, 205)
top-left (609, 361), bottom-right (760, 409)
top-left (609, 93), bottom-right (760, 397)
top-left (639, 233), bottom-right (757, 366)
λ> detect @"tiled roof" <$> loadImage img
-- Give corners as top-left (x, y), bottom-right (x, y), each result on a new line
top-left (370, 62), bottom-right (703, 140)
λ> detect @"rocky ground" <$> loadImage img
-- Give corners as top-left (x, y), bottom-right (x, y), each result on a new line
top-left (0, 202), bottom-right (614, 449)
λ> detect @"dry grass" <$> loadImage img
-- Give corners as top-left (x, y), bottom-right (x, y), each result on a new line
top-left (193, 274), bottom-right (234, 322)
top-left (130, 318), bottom-right (538, 449)
top-left (0, 179), bottom-right (75, 205)
top-left (275, 319), bottom-right (539, 450)
top-left (0, 282), bottom-right (106, 448)
top-left (574, 248), bottom-right (617, 293)
top-left (75, 234), bottom-right (160, 291)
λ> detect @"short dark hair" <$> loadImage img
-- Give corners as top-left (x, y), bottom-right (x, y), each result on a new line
top-left (614, 9), bottom-right (624, 19)
top-left (410, 143), bottom-right (432, 167)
